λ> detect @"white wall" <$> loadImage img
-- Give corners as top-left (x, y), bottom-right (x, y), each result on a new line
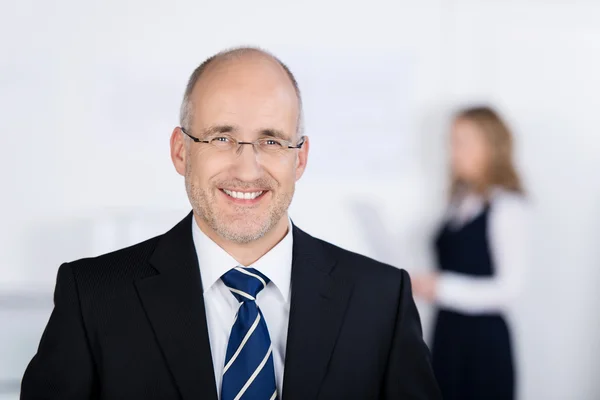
top-left (1, 0), bottom-right (599, 399)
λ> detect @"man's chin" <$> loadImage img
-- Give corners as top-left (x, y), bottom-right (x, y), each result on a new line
top-left (216, 228), bottom-right (266, 244)
top-left (213, 219), bottom-right (271, 244)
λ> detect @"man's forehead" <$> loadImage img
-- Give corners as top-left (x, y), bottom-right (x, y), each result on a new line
top-left (192, 78), bottom-right (299, 126)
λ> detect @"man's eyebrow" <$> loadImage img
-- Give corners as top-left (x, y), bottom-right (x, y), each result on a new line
top-left (258, 129), bottom-right (289, 141)
top-left (200, 125), bottom-right (237, 137)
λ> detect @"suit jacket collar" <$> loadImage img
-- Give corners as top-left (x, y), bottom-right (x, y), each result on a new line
top-left (136, 212), bottom-right (354, 400)
top-left (136, 212), bottom-right (218, 400)
top-left (282, 224), bottom-right (354, 400)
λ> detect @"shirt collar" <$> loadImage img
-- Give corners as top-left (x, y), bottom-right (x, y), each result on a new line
top-left (191, 217), bottom-right (294, 302)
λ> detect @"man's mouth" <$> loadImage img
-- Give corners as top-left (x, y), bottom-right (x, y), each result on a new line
top-left (221, 189), bottom-right (265, 200)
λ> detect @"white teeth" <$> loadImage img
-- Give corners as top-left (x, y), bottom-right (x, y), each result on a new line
top-left (223, 189), bottom-right (263, 200)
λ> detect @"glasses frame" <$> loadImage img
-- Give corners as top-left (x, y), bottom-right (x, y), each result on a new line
top-left (180, 127), bottom-right (306, 152)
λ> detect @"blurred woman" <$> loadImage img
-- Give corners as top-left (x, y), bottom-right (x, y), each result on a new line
top-left (412, 106), bottom-right (530, 400)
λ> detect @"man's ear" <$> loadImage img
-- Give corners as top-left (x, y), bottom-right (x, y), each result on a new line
top-left (170, 127), bottom-right (186, 176)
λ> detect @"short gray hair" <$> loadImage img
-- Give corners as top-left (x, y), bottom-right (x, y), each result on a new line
top-left (179, 46), bottom-right (304, 137)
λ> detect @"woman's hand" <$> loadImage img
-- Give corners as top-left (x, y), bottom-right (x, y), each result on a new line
top-left (411, 272), bottom-right (439, 302)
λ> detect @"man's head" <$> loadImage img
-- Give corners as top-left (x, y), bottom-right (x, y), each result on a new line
top-left (170, 47), bottom-right (309, 244)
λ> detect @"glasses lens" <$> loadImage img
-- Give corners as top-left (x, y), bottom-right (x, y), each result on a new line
top-left (209, 136), bottom-right (236, 151)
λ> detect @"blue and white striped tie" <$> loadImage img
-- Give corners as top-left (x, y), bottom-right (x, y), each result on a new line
top-left (221, 267), bottom-right (278, 400)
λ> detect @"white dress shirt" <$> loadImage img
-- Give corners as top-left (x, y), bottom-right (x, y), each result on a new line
top-left (191, 218), bottom-right (293, 399)
top-left (436, 187), bottom-right (531, 315)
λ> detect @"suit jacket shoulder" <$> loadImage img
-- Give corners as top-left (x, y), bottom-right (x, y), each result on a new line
top-left (297, 229), bottom-right (408, 299)
top-left (66, 235), bottom-right (161, 293)
top-left (66, 212), bottom-right (196, 298)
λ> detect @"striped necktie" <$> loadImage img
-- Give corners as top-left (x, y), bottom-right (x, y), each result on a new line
top-left (221, 267), bottom-right (278, 400)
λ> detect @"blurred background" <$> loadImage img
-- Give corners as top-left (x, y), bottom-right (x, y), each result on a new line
top-left (1, 0), bottom-right (600, 399)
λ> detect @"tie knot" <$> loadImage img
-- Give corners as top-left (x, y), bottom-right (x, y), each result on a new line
top-left (221, 267), bottom-right (270, 302)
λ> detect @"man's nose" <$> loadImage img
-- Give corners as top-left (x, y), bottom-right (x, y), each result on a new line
top-left (230, 143), bottom-right (263, 181)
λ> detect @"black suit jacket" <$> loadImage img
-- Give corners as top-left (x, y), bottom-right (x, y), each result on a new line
top-left (21, 212), bottom-right (441, 399)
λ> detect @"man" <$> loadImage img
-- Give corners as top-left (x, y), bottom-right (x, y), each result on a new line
top-left (21, 47), bottom-right (441, 399)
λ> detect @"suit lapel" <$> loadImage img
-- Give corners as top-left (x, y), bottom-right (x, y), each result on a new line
top-left (135, 212), bottom-right (218, 400)
top-left (282, 226), bottom-right (354, 400)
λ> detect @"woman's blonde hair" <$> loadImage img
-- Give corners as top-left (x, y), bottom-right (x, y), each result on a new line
top-left (450, 106), bottom-right (524, 198)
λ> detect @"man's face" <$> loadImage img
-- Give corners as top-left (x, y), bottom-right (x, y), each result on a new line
top-left (172, 56), bottom-right (308, 244)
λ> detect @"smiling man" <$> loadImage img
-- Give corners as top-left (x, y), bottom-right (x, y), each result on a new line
top-left (21, 47), bottom-right (441, 400)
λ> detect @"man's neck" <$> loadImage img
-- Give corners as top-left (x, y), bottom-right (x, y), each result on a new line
top-left (194, 214), bottom-right (290, 266)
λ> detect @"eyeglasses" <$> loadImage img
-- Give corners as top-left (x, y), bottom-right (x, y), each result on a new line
top-left (180, 127), bottom-right (306, 155)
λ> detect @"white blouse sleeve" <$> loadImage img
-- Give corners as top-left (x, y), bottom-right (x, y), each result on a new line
top-left (435, 192), bottom-right (530, 315)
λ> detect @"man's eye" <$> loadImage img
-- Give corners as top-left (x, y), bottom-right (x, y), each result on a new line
top-left (263, 139), bottom-right (283, 147)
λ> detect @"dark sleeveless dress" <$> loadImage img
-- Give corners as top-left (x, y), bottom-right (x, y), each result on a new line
top-left (432, 203), bottom-right (515, 400)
